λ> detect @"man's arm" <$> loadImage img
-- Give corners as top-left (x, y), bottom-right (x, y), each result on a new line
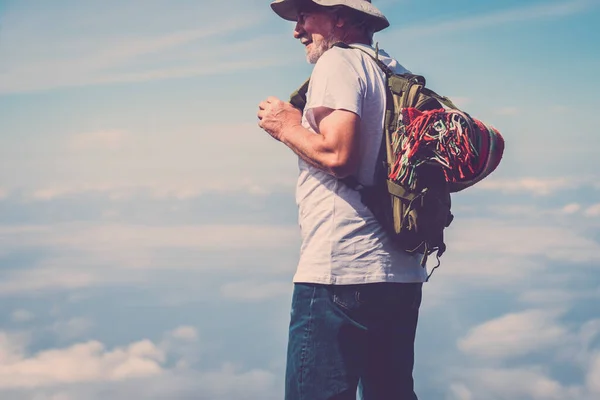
top-left (258, 97), bottom-right (361, 178)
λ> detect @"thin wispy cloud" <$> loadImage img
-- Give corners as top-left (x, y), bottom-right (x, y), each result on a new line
top-left (95, 57), bottom-right (288, 87)
top-left (68, 130), bottom-right (129, 151)
top-left (0, 121), bottom-right (297, 191)
top-left (458, 309), bottom-right (569, 359)
top-left (477, 177), bottom-right (592, 196)
top-left (585, 204), bottom-right (600, 217)
top-left (495, 106), bottom-right (520, 116)
top-left (0, 6), bottom-right (277, 94)
top-left (10, 310), bottom-right (35, 323)
top-left (449, 218), bottom-right (600, 263)
top-left (49, 317), bottom-right (95, 341)
top-left (220, 281), bottom-right (291, 301)
top-left (23, 181), bottom-right (285, 202)
top-left (0, 267), bottom-right (99, 297)
top-left (0, 221), bottom-right (299, 296)
top-left (519, 288), bottom-right (600, 306)
top-left (451, 316), bottom-right (600, 399)
top-left (388, 0), bottom-right (598, 38)
top-left (451, 367), bottom-right (583, 400)
top-left (562, 203), bottom-right (582, 214)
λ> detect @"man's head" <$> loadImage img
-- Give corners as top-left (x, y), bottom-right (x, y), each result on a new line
top-left (270, 0), bottom-right (389, 64)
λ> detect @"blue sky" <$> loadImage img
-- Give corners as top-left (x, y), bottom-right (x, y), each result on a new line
top-left (0, 0), bottom-right (599, 398)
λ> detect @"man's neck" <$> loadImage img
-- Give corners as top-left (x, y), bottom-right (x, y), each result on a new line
top-left (334, 31), bottom-right (371, 47)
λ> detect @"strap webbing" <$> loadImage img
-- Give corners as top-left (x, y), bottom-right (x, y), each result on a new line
top-left (387, 180), bottom-right (418, 201)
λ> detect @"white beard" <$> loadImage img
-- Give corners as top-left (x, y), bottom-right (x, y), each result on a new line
top-left (306, 32), bottom-right (337, 64)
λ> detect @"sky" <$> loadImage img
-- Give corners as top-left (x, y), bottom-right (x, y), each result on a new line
top-left (0, 0), bottom-right (599, 399)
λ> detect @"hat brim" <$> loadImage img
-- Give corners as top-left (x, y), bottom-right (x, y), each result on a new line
top-left (271, 0), bottom-right (298, 22)
top-left (270, 0), bottom-right (390, 32)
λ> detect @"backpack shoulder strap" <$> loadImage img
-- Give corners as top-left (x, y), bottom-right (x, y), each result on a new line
top-left (290, 78), bottom-right (310, 111)
top-left (333, 42), bottom-right (459, 110)
top-left (332, 42), bottom-right (395, 77)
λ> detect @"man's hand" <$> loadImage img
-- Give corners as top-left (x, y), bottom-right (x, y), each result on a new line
top-left (257, 98), bottom-right (360, 178)
top-left (257, 97), bottom-right (302, 141)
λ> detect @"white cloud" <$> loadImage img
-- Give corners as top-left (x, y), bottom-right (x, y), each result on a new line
top-left (452, 327), bottom-right (600, 400)
top-left (495, 106), bottom-right (520, 116)
top-left (159, 327), bottom-right (202, 371)
top-left (476, 177), bottom-right (582, 195)
top-left (167, 327), bottom-right (198, 343)
top-left (448, 383), bottom-right (473, 400)
top-left (0, 223), bottom-right (298, 254)
top-left (11, 311), bottom-right (34, 323)
top-left (421, 214), bottom-right (598, 309)
top-left (20, 180), bottom-right (293, 202)
top-left (434, 254), bottom-right (544, 285)
top-left (31, 189), bottom-right (71, 202)
top-left (0, 267), bottom-right (99, 296)
top-left (446, 97), bottom-right (471, 108)
top-left (0, 325), bottom-right (214, 393)
top-left (220, 281), bottom-right (291, 301)
top-left (485, 203), bottom-right (592, 219)
top-left (587, 352), bottom-right (600, 394)
top-left (519, 288), bottom-right (600, 307)
top-left (388, 0), bottom-right (597, 38)
top-left (35, 393), bottom-right (72, 400)
top-left (7, 366), bottom-right (280, 400)
top-left (452, 367), bottom-right (582, 400)
top-left (552, 105), bottom-right (571, 112)
top-left (1, 122), bottom-right (298, 194)
top-left (25, 184), bottom-right (192, 202)
top-left (0, 335), bottom-right (164, 388)
top-left (452, 314), bottom-right (600, 399)
top-left (0, 222), bottom-right (299, 295)
top-left (90, 57), bottom-right (286, 88)
top-left (195, 363), bottom-right (277, 399)
top-left (458, 309), bottom-right (568, 359)
top-left (563, 203), bottom-right (581, 214)
top-left (0, 332), bottom-right (29, 365)
top-left (0, 326), bottom-right (280, 399)
top-left (68, 130), bottom-right (128, 151)
top-left (50, 318), bottom-right (95, 341)
top-left (448, 218), bottom-right (600, 264)
top-left (47, 223), bottom-right (298, 253)
top-left (585, 204), bottom-right (600, 217)
top-left (560, 319), bottom-right (600, 375)
top-left (0, 1), bottom-right (281, 94)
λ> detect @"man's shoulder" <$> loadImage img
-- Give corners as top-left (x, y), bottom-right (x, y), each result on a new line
top-left (316, 46), bottom-right (358, 68)
top-left (319, 44), bottom-right (410, 76)
top-left (309, 47), bottom-right (363, 83)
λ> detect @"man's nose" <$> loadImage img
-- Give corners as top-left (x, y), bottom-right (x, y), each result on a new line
top-left (293, 21), bottom-right (304, 39)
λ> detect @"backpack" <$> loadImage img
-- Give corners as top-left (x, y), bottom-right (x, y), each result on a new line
top-left (289, 43), bottom-right (504, 280)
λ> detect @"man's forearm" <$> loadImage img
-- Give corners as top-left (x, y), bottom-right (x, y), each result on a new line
top-left (257, 98), bottom-right (358, 178)
top-left (280, 125), bottom-right (340, 176)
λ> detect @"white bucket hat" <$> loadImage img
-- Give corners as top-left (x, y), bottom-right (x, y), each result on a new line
top-left (270, 0), bottom-right (390, 32)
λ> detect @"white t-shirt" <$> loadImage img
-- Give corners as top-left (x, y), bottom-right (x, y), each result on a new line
top-left (293, 44), bottom-right (428, 285)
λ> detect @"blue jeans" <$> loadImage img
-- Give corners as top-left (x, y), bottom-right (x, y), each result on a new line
top-left (285, 283), bottom-right (422, 400)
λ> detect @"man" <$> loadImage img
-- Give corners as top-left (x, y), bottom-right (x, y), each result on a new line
top-left (257, 1), bottom-right (426, 399)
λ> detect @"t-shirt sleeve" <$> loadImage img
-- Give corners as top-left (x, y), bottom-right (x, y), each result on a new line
top-left (304, 49), bottom-right (364, 131)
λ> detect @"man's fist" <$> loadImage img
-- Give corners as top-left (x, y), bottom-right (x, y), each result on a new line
top-left (257, 96), bottom-right (302, 141)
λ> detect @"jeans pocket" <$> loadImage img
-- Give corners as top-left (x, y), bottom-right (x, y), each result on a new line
top-left (331, 285), bottom-right (362, 311)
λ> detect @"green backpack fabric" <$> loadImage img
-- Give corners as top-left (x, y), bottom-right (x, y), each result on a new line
top-left (289, 43), bottom-right (504, 279)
